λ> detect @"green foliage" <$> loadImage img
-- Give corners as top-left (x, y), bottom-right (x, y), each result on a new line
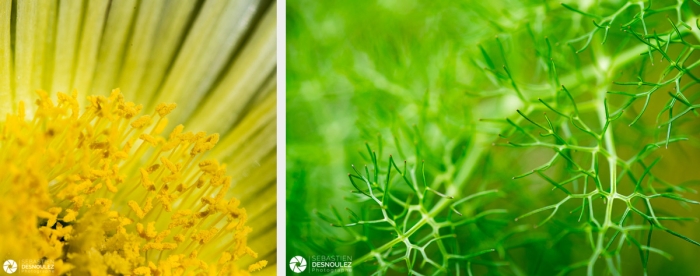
top-left (319, 143), bottom-right (503, 275)
top-left (487, 0), bottom-right (700, 275)
top-left (502, 91), bottom-right (699, 275)
top-left (287, 0), bottom-right (700, 275)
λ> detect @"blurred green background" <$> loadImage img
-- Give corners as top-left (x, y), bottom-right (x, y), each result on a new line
top-left (287, 0), bottom-right (700, 275)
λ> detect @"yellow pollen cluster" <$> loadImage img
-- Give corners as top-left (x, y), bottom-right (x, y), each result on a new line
top-left (0, 89), bottom-right (265, 275)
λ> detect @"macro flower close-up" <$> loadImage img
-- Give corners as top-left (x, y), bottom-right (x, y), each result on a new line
top-left (0, 0), bottom-right (276, 275)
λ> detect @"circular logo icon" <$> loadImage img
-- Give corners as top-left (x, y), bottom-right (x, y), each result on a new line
top-left (289, 256), bottom-right (307, 273)
top-left (3, 260), bottom-right (17, 274)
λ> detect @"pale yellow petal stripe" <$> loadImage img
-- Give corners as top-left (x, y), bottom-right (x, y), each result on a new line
top-left (30, 0), bottom-right (51, 97)
top-left (50, 0), bottom-right (83, 95)
top-left (14, 0), bottom-right (39, 112)
top-left (117, 0), bottom-right (166, 101)
top-left (91, 0), bottom-right (138, 94)
top-left (71, 0), bottom-right (110, 107)
top-left (189, 1), bottom-right (277, 134)
top-left (0, 0), bottom-right (11, 114)
top-left (129, 0), bottom-right (200, 103)
top-left (154, 0), bottom-right (262, 124)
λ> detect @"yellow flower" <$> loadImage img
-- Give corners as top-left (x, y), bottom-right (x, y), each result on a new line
top-left (0, 0), bottom-right (276, 275)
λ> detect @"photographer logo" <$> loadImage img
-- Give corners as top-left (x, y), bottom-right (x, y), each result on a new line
top-left (289, 256), bottom-right (307, 273)
top-left (3, 260), bottom-right (17, 274)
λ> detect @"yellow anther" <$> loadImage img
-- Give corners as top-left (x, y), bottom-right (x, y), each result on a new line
top-left (109, 88), bottom-right (121, 101)
top-left (120, 102), bottom-right (142, 119)
top-left (176, 183), bottom-right (186, 193)
top-left (108, 211), bottom-right (119, 218)
top-left (54, 224), bottom-right (73, 240)
top-left (201, 197), bottom-right (216, 205)
top-left (72, 196), bottom-right (85, 209)
top-left (114, 151), bottom-right (129, 159)
top-left (131, 115), bottom-right (153, 129)
top-left (140, 133), bottom-right (159, 146)
top-left (191, 228), bottom-right (218, 245)
top-left (161, 157), bottom-right (178, 173)
top-left (129, 201), bottom-right (146, 219)
top-left (155, 229), bottom-right (170, 243)
top-left (248, 260), bottom-right (268, 272)
top-left (157, 192), bottom-right (174, 212)
top-left (156, 103), bottom-right (177, 117)
top-left (136, 223), bottom-right (144, 234)
top-left (199, 160), bottom-right (220, 174)
top-left (140, 168), bottom-right (155, 191)
top-left (161, 140), bottom-right (180, 151)
top-left (63, 209), bottom-right (78, 222)
top-left (38, 207), bottom-right (62, 227)
top-left (103, 252), bottom-right (131, 275)
top-left (57, 92), bottom-right (79, 117)
top-left (190, 134), bottom-right (219, 156)
top-left (146, 222), bottom-right (157, 238)
top-left (245, 247), bottom-right (258, 259)
top-left (179, 131), bottom-right (194, 142)
top-left (189, 132), bottom-right (206, 144)
top-left (195, 177), bottom-right (206, 188)
top-left (94, 198), bottom-right (112, 213)
top-left (143, 197), bottom-right (154, 213)
top-left (90, 168), bottom-right (110, 177)
top-left (218, 252), bottom-right (232, 264)
top-left (196, 209), bottom-right (212, 219)
top-left (106, 179), bottom-right (118, 193)
top-left (174, 234), bottom-right (185, 243)
top-left (143, 242), bottom-right (163, 251)
top-left (145, 164), bottom-right (160, 173)
top-left (133, 266), bottom-right (151, 275)
top-left (169, 125), bottom-right (184, 140)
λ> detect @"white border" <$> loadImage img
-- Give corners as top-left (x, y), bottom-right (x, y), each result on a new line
top-left (276, 0), bottom-right (286, 274)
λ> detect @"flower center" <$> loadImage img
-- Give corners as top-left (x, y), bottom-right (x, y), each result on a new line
top-left (0, 89), bottom-right (266, 274)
